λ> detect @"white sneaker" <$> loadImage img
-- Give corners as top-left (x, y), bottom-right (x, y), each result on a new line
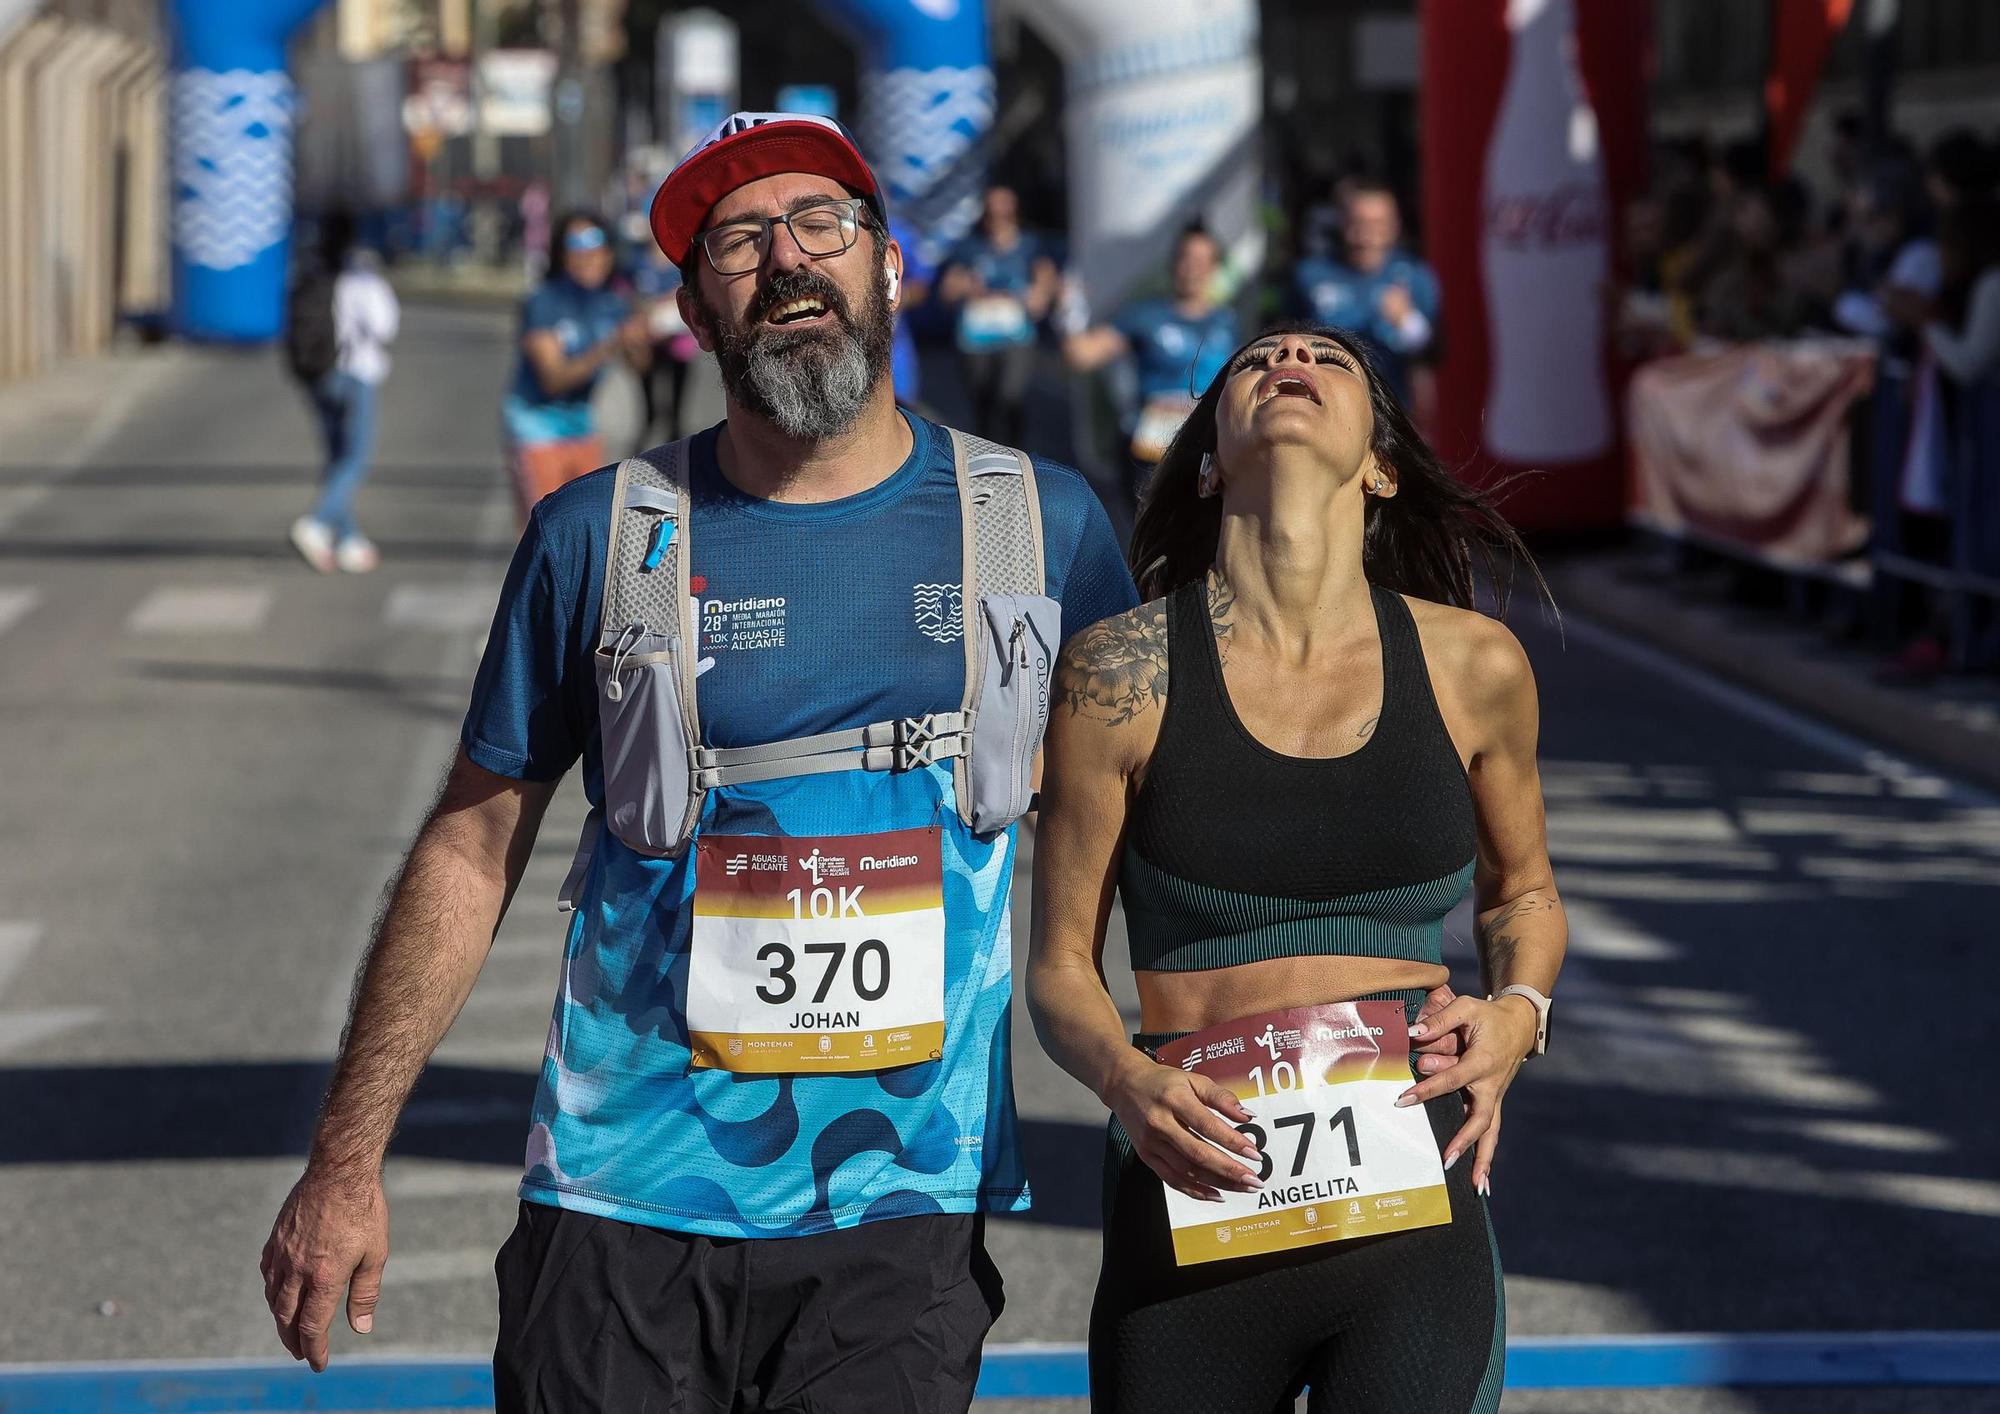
top-left (334, 534), bottom-right (380, 574)
top-left (289, 516), bottom-right (336, 573)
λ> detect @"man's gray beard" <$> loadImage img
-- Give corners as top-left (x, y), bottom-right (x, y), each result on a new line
top-left (711, 272), bottom-right (894, 439)
top-left (739, 326), bottom-right (873, 439)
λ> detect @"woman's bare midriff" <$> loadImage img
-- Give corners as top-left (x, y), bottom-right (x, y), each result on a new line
top-left (1136, 954), bottom-right (1451, 1035)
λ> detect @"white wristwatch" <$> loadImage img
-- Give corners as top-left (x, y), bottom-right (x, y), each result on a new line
top-left (1487, 984), bottom-right (1551, 1057)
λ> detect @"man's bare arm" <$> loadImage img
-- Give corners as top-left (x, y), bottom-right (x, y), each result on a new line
top-left (263, 748), bottom-right (557, 1372)
top-left (310, 748), bottom-right (555, 1177)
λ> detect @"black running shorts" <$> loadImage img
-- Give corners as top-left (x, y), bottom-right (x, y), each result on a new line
top-left (494, 1202), bottom-right (1005, 1413)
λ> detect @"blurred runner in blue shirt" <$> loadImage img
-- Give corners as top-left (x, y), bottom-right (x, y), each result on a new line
top-left (1064, 226), bottom-right (1238, 493)
top-left (940, 186), bottom-right (1060, 445)
top-left (501, 212), bottom-right (653, 520)
top-left (1292, 180), bottom-right (1439, 402)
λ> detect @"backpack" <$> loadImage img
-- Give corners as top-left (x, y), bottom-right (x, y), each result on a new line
top-left (284, 268), bottom-right (339, 384)
top-left (556, 429), bottom-right (1059, 910)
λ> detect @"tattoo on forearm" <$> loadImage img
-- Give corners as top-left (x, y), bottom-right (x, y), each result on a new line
top-left (1059, 600), bottom-right (1170, 724)
top-left (1476, 894), bottom-right (1558, 995)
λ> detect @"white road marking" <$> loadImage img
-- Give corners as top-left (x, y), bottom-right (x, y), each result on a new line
top-left (0, 923), bottom-right (100, 1056)
top-left (426, 1038), bottom-right (544, 1068)
top-left (460, 981), bottom-right (563, 1013)
top-left (0, 920), bottom-right (47, 990)
top-left (126, 585), bottom-right (272, 634)
top-left (0, 487), bottom-right (50, 533)
top-left (387, 1164), bottom-right (524, 1200)
top-left (0, 353), bottom-right (184, 532)
top-left (384, 584), bottom-right (496, 634)
top-left (384, 1248), bottom-right (500, 1284)
top-left (486, 936), bottom-right (559, 961)
top-left (0, 587), bottom-right (39, 635)
top-left (0, 1006), bottom-right (103, 1055)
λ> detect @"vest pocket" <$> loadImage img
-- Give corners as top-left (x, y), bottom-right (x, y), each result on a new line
top-left (966, 593), bottom-right (1061, 833)
top-left (594, 632), bottom-right (697, 857)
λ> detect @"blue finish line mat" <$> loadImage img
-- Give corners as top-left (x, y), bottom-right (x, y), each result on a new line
top-left (2, 1334), bottom-right (1998, 1410)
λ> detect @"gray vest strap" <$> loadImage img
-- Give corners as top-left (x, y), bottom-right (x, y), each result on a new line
top-left (948, 428), bottom-right (1045, 821)
top-left (562, 427), bottom-right (1045, 911)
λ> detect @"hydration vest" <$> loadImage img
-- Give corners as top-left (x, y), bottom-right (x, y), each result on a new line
top-left (558, 427), bottom-right (1058, 910)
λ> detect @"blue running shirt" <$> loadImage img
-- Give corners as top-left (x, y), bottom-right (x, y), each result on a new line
top-left (1111, 299), bottom-right (1240, 401)
top-left (462, 412), bottom-right (1136, 1236)
top-left (1291, 252), bottom-right (1441, 401)
top-left (502, 276), bottom-right (632, 445)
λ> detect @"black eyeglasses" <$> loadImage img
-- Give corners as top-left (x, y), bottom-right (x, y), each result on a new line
top-left (694, 198), bottom-right (866, 275)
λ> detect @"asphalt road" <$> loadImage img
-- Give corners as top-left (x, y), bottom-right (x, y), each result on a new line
top-left (0, 305), bottom-right (1993, 1413)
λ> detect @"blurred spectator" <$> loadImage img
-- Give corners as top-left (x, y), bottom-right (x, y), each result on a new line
top-left (1696, 185), bottom-right (1815, 341)
top-left (1920, 197), bottom-right (2000, 383)
top-left (1290, 178), bottom-right (1439, 401)
top-left (1877, 194), bottom-right (2000, 677)
top-left (1833, 163), bottom-right (1939, 344)
top-left (287, 212), bottom-right (399, 575)
top-left (520, 180), bottom-right (552, 281)
top-left (1924, 128), bottom-right (2000, 216)
top-left (501, 211), bottom-right (653, 520)
top-left (939, 185), bottom-right (1061, 445)
top-left (887, 216), bottom-right (937, 413)
top-left (1062, 224), bottom-right (1238, 496)
top-left (627, 236), bottom-right (702, 443)
top-left (1611, 176), bottom-right (1711, 358)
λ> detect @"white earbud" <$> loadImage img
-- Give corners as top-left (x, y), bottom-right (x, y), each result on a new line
top-left (885, 262), bottom-right (902, 303)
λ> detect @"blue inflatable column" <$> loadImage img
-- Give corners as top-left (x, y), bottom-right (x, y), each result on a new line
top-left (814, 0), bottom-right (993, 259)
top-left (167, 0), bottom-right (329, 342)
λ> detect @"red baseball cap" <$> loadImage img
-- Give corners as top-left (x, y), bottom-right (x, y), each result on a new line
top-left (650, 112), bottom-right (888, 267)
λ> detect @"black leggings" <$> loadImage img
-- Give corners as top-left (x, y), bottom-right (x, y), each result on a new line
top-left (1089, 999), bottom-right (1505, 1414)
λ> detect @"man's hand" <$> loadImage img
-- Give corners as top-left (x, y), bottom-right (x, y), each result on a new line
top-left (260, 1169), bottom-right (390, 1372)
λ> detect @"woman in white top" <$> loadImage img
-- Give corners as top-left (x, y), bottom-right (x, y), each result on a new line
top-left (1923, 200), bottom-right (2000, 385)
top-left (290, 213), bottom-right (401, 573)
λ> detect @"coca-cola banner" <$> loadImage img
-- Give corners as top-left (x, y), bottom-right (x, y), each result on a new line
top-left (1420, 0), bottom-right (1651, 532)
top-left (1628, 342), bottom-right (1875, 563)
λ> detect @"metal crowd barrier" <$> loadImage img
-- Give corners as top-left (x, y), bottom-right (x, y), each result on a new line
top-left (1868, 364), bottom-right (2000, 670)
top-left (1632, 356), bottom-right (2000, 671)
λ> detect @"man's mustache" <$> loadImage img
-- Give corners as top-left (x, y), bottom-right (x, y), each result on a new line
top-left (745, 270), bottom-right (854, 333)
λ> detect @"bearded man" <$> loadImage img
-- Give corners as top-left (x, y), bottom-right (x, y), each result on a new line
top-left (258, 114), bottom-right (1135, 1412)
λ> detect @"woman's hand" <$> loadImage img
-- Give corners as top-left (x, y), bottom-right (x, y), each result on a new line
top-left (1411, 982), bottom-right (1466, 1073)
top-left (1103, 1052), bottom-right (1265, 1202)
top-left (1394, 993), bottom-right (1540, 1196)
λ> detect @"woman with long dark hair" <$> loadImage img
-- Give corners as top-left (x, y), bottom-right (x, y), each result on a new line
top-left (1028, 324), bottom-right (1567, 1412)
